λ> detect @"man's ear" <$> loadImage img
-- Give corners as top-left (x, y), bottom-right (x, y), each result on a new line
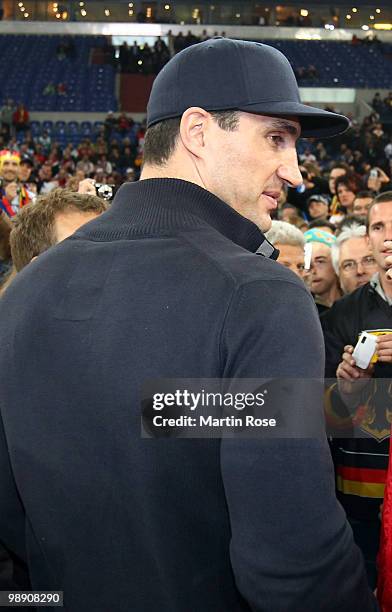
top-left (179, 107), bottom-right (210, 159)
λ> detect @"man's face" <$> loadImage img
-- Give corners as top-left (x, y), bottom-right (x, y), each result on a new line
top-left (308, 200), bottom-right (328, 220)
top-left (53, 210), bottom-right (101, 243)
top-left (338, 236), bottom-right (377, 294)
top-left (353, 196), bottom-right (373, 218)
top-left (18, 163), bottom-right (32, 183)
top-left (337, 184), bottom-right (356, 209)
top-left (309, 242), bottom-right (337, 295)
top-left (329, 167), bottom-right (345, 194)
top-left (280, 207), bottom-right (296, 222)
top-left (367, 201), bottom-right (392, 272)
top-left (201, 113), bottom-right (302, 232)
top-left (40, 164), bottom-right (52, 181)
top-left (1, 158), bottom-right (19, 182)
top-left (276, 243), bottom-right (305, 279)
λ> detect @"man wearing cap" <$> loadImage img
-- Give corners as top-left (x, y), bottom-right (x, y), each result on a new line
top-left (0, 39), bottom-right (375, 610)
top-left (308, 194), bottom-right (330, 221)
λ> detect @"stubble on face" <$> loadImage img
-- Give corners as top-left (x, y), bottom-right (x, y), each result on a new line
top-left (367, 201), bottom-right (392, 272)
top-left (202, 113), bottom-right (300, 233)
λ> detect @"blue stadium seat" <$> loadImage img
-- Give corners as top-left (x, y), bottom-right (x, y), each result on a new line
top-left (42, 120), bottom-right (54, 134)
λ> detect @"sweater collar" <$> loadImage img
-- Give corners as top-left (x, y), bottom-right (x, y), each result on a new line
top-left (108, 178), bottom-right (278, 258)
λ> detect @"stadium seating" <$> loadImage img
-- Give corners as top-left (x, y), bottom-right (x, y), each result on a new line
top-left (23, 119), bottom-right (141, 146)
top-left (258, 40), bottom-right (392, 88)
top-left (0, 34), bottom-right (390, 115)
top-left (0, 34), bottom-right (117, 112)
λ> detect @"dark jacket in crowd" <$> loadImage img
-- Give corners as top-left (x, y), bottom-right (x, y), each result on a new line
top-left (0, 179), bottom-right (376, 611)
top-left (322, 283), bottom-right (392, 521)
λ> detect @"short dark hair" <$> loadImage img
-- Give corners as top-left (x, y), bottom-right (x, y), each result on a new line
top-left (366, 190), bottom-right (392, 232)
top-left (354, 190), bottom-right (374, 201)
top-left (10, 189), bottom-right (107, 271)
top-left (143, 110), bottom-right (240, 166)
top-left (308, 219), bottom-right (336, 232)
top-left (329, 162), bottom-right (350, 174)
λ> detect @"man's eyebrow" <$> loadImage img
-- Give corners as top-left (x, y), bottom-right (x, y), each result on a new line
top-left (267, 119), bottom-right (301, 138)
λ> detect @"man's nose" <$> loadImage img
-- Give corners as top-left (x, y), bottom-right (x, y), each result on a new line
top-left (276, 153), bottom-right (303, 188)
top-left (357, 262), bottom-right (365, 275)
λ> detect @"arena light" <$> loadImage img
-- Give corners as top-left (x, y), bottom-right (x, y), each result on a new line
top-left (376, 8), bottom-right (381, 14)
top-left (104, 8), bottom-right (110, 16)
top-left (56, 12), bottom-right (61, 18)
top-left (24, 12), bottom-right (29, 18)
top-left (128, 9), bottom-right (133, 16)
top-left (18, 1), bottom-right (23, 6)
top-left (361, 24), bottom-right (369, 30)
top-left (128, 2), bottom-right (133, 6)
top-left (370, 15), bottom-right (375, 20)
top-left (137, 60), bottom-right (142, 65)
top-left (79, 1), bottom-right (84, 5)
top-left (324, 24), bottom-right (335, 30)
top-left (346, 14), bottom-right (351, 19)
top-left (146, 7), bottom-right (152, 18)
top-left (80, 8), bottom-right (87, 16)
top-left (374, 22), bottom-right (392, 30)
top-left (300, 9), bottom-right (309, 17)
top-left (235, 13), bottom-right (240, 18)
top-left (352, 8), bottom-right (358, 13)
top-left (164, 4), bottom-right (170, 9)
top-left (62, 11), bottom-right (68, 19)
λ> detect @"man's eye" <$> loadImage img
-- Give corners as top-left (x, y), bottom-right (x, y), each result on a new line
top-left (269, 134), bottom-right (284, 146)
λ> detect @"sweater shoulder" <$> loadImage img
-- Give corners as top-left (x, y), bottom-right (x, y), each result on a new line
top-left (179, 226), bottom-right (310, 295)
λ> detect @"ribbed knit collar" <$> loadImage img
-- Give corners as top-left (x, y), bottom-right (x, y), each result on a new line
top-left (84, 178), bottom-right (278, 258)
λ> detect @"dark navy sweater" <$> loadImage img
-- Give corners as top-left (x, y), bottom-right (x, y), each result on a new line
top-left (0, 179), bottom-right (376, 611)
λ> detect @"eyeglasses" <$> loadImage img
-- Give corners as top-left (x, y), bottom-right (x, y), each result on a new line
top-left (340, 255), bottom-right (376, 273)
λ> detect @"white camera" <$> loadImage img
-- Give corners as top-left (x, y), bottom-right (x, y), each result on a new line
top-left (352, 332), bottom-right (377, 370)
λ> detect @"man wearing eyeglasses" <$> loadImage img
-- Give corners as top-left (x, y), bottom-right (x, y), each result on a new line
top-left (322, 192), bottom-right (392, 590)
top-left (331, 223), bottom-right (377, 295)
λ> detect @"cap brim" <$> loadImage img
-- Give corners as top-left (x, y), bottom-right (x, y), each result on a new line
top-left (238, 100), bottom-right (350, 138)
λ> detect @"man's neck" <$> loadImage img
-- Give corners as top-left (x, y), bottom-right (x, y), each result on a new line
top-left (379, 270), bottom-right (392, 299)
top-left (316, 283), bottom-right (342, 308)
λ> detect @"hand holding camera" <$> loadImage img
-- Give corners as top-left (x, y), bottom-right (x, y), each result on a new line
top-left (336, 343), bottom-right (374, 396)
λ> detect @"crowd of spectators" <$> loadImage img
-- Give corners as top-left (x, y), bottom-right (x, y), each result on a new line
top-left (373, 91), bottom-right (392, 117)
top-left (116, 30), bottom-right (227, 74)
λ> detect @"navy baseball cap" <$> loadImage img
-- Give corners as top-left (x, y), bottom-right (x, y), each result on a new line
top-left (307, 194), bottom-right (330, 207)
top-left (147, 38), bottom-right (349, 138)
